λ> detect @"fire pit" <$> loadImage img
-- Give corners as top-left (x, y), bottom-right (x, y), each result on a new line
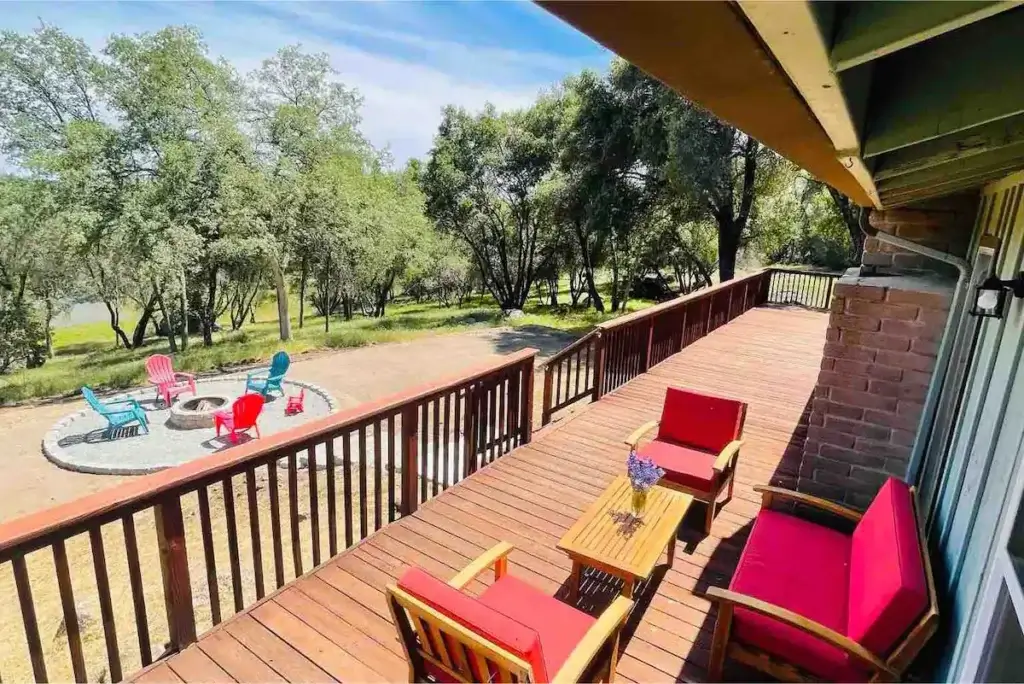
top-left (168, 394), bottom-right (231, 430)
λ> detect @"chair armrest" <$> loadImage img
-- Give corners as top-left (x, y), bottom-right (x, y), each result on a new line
top-left (107, 399), bottom-right (141, 411)
top-left (174, 372), bottom-right (195, 382)
top-left (449, 542), bottom-right (514, 590)
top-left (553, 596), bottom-right (633, 684)
top-left (705, 587), bottom-right (896, 678)
top-left (247, 372), bottom-right (268, 382)
top-left (712, 440), bottom-right (743, 473)
top-left (625, 420), bottom-right (659, 449)
top-left (754, 485), bottom-right (862, 522)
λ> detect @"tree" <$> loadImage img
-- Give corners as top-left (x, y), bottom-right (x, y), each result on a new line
top-left (249, 45), bottom-right (364, 341)
top-left (421, 103), bottom-right (558, 311)
top-left (664, 98), bottom-right (781, 281)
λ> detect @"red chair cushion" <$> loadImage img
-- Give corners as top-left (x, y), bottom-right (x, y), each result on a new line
top-left (398, 568), bottom-right (548, 681)
top-left (480, 575), bottom-right (596, 679)
top-left (729, 509), bottom-right (865, 681)
top-left (657, 387), bottom-right (745, 454)
top-left (638, 439), bottom-right (716, 492)
top-left (848, 478), bottom-right (928, 656)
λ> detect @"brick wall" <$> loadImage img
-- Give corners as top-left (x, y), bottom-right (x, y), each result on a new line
top-left (862, 193), bottom-right (977, 273)
top-left (801, 274), bottom-right (953, 509)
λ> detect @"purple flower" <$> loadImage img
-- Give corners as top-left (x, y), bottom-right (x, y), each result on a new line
top-left (627, 449), bottom-right (665, 491)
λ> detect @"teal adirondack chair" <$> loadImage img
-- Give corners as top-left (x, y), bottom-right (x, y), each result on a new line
top-left (245, 351), bottom-right (290, 398)
top-left (82, 387), bottom-right (149, 436)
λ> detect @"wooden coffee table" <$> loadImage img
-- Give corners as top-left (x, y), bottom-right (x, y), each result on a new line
top-left (558, 475), bottom-right (693, 600)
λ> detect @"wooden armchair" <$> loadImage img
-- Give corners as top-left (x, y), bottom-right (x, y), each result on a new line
top-left (706, 479), bottom-right (939, 682)
top-left (625, 386), bottom-right (747, 533)
top-left (387, 542), bottom-right (633, 683)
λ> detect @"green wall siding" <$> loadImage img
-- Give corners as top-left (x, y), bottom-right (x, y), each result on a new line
top-left (926, 171), bottom-right (1024, 678)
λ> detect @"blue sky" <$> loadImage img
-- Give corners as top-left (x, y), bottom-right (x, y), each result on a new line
top-left (1, 1), bottom-right (611, 164)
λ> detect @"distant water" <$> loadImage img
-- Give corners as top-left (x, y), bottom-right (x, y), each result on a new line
top-left (53, 302), bottom-right (111, 328)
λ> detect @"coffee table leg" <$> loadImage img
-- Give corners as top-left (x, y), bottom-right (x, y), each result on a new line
top-left (622, 578), bottom-right (635, 599)
top-left (568, 560), bottom-right (581, 604)
top-left (667, 532), bottom-right (677, 566)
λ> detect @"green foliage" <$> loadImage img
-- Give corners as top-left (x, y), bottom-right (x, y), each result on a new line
top-left (0, 295), bottom-right (47, 373)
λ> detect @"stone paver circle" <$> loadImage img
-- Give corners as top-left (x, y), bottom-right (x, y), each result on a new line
top-left (43, 375), bottom-right (338, 475)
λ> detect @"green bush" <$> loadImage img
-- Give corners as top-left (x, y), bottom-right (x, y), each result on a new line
top-left (0, 298), bottom-right (47, 373)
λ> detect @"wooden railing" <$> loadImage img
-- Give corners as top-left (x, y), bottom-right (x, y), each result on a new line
top-left (764, 267), bottom-right (840, 311)
top-left (540, 270), bottom-right (772, 425)
top-left (0, 349), bottom-right (535, 683)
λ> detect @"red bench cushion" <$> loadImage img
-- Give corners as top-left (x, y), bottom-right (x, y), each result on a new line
top-left (848, 478), bottom-right (929, 656)
top-left (730, 509), bottom-right (865, 681)
top-left (398, 568), bottom-right (549, 681)
top-left (657, 387), bottom-right (745, 454)
top-left (638, 439), bottom-right (716, 492)
top-left (480, 575), bottom-right (596, 680)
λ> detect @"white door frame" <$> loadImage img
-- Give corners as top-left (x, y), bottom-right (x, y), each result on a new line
top-left (958, 438), bottom-right (1024, 678)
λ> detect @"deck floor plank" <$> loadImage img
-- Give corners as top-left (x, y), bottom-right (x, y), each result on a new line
top-left (130, 306), bottom-right (827, 683)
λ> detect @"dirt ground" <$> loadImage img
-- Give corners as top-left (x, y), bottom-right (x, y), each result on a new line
top-left (0, 325), bottom-right (575, 682)
top-left (0, 324), bottom-right (573, 522)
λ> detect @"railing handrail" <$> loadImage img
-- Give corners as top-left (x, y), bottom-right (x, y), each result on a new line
top-left (597, 269), bottom-right (769, 332)
top-left (0, 347), bottom-right (538, 559)
top-left (539, 329), bottom-right (600, 370)
top-left (766, 266), bottom-right (843, 277)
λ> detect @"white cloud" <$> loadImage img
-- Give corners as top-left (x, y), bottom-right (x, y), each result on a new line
top-left (0, 1), bottom-right (604, 166)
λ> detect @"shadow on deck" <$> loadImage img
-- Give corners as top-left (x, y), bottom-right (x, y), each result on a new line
top-left (134, 306), bottom-right (829, 683)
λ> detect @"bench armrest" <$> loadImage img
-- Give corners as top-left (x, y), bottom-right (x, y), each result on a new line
top-left (754, 485), bottom-right (863, 522)
top-left (553, 596), bottom-right (633, 683)
top-left (713, 440), bottom-right (744, 473)
top-left (449, 542), bottom-right (514, 590)
top-left (624, 420), bottom-right (659, 449)
top-left (706, 587), bottom-right (896, 679)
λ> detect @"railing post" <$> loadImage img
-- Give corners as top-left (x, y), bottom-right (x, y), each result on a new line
top-left (155, 495), bottom-right (196, 650)
top-left (541, 365), bottom-right (554, 426)
top-left (760, 270), bottom-right (772, 305)
top-left (642, 316), bottom-right (655, 372)
top-left (678, 305), bottom-right (688, 352)
top-left (520, 357), bottom-right (534, 443)
top-left (400, 405), bottom-right (419, 516)
top-left (592, 331), bottom-right (606, 401)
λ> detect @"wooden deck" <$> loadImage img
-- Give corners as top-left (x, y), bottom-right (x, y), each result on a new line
top-left (133, 306), bottom-right (828, 683)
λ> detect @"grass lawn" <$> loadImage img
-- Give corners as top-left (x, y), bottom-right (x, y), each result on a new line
top-left (0, 287), bottom-right (654, 403)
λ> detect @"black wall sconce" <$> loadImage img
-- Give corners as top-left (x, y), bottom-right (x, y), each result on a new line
top-left (971, 273), bottom-right (1024, 319)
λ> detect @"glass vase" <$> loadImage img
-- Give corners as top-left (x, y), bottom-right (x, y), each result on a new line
top-left (631, 487), bottom-right (648, 518)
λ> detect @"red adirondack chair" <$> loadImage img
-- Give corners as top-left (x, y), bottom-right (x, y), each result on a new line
top-left (214, 394), bottom-right (264, 444)
top-left (146, 354), bottom-right (196, 406)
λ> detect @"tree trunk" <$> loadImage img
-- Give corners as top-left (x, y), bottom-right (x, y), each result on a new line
top-left (104, 300), bottom-right (132, 349)
top-left (131, 295), bottom-right (158, 348)
top-left (272, 258), bottom-right (291, 342)
top-left (154, 286), bottom-right (178, 353)
top-left (717, 229), bottom-right (739, 282)
top-left (178, 271), bottom-right (189, 351)
top-left (298, 258), bottom-right (307, 329)
top-left (44, 298), bottom-right (54, 358)
top-left (548, 275), bottom-right (559, 307)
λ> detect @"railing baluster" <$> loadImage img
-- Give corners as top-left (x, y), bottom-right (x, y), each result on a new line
top-left (89, 527), bottom-right (122, 682)
top-left (555, 359), bottom-right (563, 407)
top-left (441, 394), bottom-right (451, 490)
top-left (388, 413), bottom-right (397, 521)
top-left (488, 381), bottom-right (498, 463)
top-left (53, 539), bottom-right (87, 682)
top-left (497, 374), bottom-right (507, 455)
top-left (287, 453), bottom-right (303, 577)
top-left (574, 348), bottom-right (582, 398)
top-left (431, 398), bottom-right (441, 498)
top-left (307, 445), bottom-right (320, 567)
top-left (222, 478), bottom-right (243, 613)
top-left (420, 402), bottom-right (429, 502)
top-left (245, 468), bottom-right (265, 599)
top-left (520, 355), bottom-right (534, 444)
top-left (155, 495), bottom-right (196, 650)
top-left (122, 514), bottom-right (152, 666)
top-left (267, 463), bottom-right (285, 588)
top-left (326, 439), bottom-right (337, 557)
top-left (342, 432), bottom-right (354, 546)
top-left (196, 487), bottom-right (221, 625)
top-left (374, 419), bottom-right (384, 528)
top-left (358, 426), bottom-right (368, 539)
top-left (13, 554), bottom-right (47, 682)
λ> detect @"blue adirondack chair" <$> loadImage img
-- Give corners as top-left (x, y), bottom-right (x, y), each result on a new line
top-left (246, 351), bottom-right (290, 397)
top-left (82, 387), bottom-right (149, 436)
